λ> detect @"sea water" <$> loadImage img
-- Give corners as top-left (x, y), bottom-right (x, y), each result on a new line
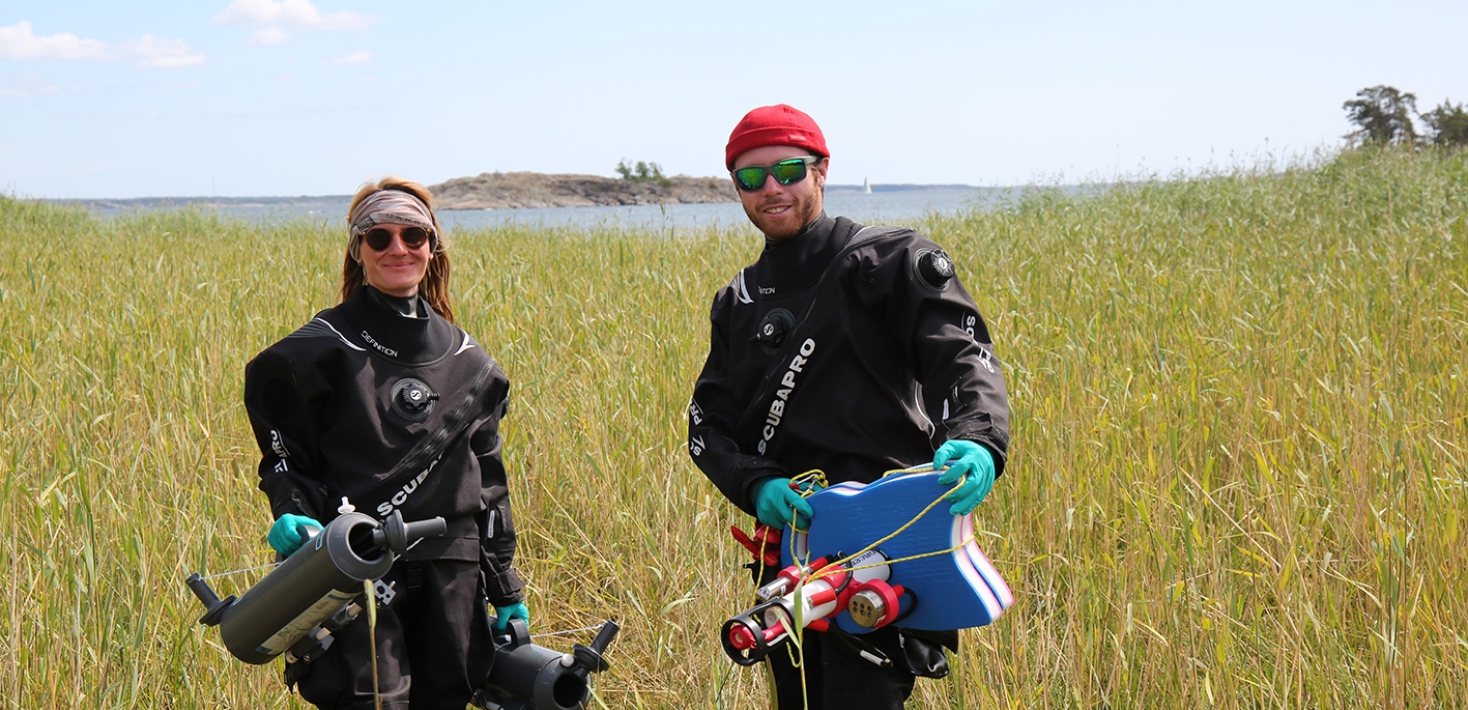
top-left (78, 185), bottom-right (1033, 234)
top-left (436, 186), bottom-right (1021, 233)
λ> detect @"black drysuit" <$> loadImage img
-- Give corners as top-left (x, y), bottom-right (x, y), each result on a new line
top-left (244, 285), bottom-right (523, 709)
top-left (687, 214), bottom-right (1011, 708)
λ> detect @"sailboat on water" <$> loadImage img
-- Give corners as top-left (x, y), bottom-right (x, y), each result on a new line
top-left (862, 177), bottom-right (872, 195)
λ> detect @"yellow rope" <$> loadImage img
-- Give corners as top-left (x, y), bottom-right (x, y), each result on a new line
top-left (790, 469), bottom-right (829, 496)
top-left (767, 469), bottom-right (829, 707)
top-left (801, 463), bottom-right (975, 584)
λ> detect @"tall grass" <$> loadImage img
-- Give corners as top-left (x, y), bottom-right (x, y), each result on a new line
top-left (1, 146), bottom-right (1463, 708)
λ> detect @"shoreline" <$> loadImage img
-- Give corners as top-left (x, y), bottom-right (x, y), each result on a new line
top-left (38, 182), bottom-right (982, 212)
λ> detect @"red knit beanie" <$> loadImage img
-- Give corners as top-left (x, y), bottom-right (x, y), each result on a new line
top-left (725, 104), bottom-right (829, 169)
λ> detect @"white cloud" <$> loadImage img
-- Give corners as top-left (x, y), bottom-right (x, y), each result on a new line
top-left (0, 21), bottom-right (204, 69)
top-left (212, 0), bottom-right (373, 31)
top-left (0, 71), bottom-right (71, 97)
top-left (0, 83), bottom-right (62, 98)
top-left (0, 21), bottom-right (108, 61)
top-left (120, 35), bottom-right (207, 69)
top-left (330, 50), bottom-right (370, 66)
top-left (250, 27), bottom-right (291, 45)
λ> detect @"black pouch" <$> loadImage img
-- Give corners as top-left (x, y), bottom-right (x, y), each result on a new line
top-left (829, 626), bottom-right (951, 679)
top-left (896, 631), bottom-right (951, 679)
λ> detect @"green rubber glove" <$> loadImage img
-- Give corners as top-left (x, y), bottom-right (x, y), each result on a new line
top-left (752, 477), bottom-right (814, 529)
top-left (934, 440), bottom-right (996, 515)
top-left (492, 602), bottom-right (530, 633)
top-left (267, 513), bottom-right (323, 556)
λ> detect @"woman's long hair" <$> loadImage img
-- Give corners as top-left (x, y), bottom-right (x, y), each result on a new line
top-left (338, 176), bottom-right (454, 323)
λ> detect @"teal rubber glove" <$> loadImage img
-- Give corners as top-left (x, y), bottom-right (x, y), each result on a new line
top-left (752, 477), bottom-right (814, 529)
top-left (492, 602), bottom-right (530, 633)
top-left (934, 440), bottom-right (996, 515)
top-left (267, 513), bottom-right (323, 556)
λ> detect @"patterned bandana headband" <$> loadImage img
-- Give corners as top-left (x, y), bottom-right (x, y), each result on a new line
top-left (347, 190), bottom-right (440, 261)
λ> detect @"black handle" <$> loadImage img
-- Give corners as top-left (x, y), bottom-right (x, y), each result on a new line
top-left (589, 619), bottom-right (620, 654)
top-left (185, 572), bottom-right (234, 626)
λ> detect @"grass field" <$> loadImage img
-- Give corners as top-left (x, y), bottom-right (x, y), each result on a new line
top-left (1, 146), bottom-right (1464, 708)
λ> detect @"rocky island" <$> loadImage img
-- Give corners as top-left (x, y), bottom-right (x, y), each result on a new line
top-left (429, 172), bottom-right (739, 211)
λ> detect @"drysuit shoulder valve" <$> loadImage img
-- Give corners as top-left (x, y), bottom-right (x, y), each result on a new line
top-left (186, 510), bottom-right (446, 665)
top-left (914, 249), bottom-right (955, 291)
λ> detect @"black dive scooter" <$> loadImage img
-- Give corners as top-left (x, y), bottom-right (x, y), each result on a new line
top-left (473, 617), bottom-right (619, 710)
top-left (186, 510), bottom-right (441, 665)
top-left (187, 510), bottom-right (619, 709)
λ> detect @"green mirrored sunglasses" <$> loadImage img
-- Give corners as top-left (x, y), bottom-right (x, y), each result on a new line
top-left (732, 156), bottom-right (822, 192)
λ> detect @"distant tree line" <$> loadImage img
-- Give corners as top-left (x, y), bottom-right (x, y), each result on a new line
top-left (615, 158), bottom-right (669, 185)
top-left (1343, 85), bottom-right (1468, 148)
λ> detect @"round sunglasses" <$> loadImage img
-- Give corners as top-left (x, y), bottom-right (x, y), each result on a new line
top-left (361, 226), bottom-right (432, 251)
top-left (732, 156), bottom-right (822, 192)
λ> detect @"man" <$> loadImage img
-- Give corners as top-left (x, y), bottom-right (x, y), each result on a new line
top-left (686, 104), bottom-right (1011, 709)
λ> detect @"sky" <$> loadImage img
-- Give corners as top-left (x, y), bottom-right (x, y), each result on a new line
top-left (2, 1), bottom-right (1465, 199)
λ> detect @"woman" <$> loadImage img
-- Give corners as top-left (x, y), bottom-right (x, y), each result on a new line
top-left (243, 176), bottom-right (529, 708)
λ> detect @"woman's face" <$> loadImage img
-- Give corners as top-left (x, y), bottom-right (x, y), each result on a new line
top-left (358, 223), bottom-right (433, 297)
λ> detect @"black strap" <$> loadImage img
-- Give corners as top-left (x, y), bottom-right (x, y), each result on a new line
top-left (828, 626), bottom-right (895, 668)
top-left (355, 357), bottom-right (498, 513)
top-left (732, 224), bottom-right (906, 439)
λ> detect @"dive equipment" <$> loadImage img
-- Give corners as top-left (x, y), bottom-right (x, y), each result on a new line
top-left (934, 439), bottom-right (996, 515)
top-left (752, 477), bottom-right (813, 529)
top-left (753, 308), bottom-right (794, 351)
top-left (186, 510), bottom-right (446, 665)
top-left (268, 512), bottom-right (323, 555)
top-left (720, 471), bottom-right (1013, 665)
top-left (493, 601), bottom-right (531, 633)
top-left (913, 248), bottom-right (955, 290)
top-left (472, 618), bottom-right (620, 710)
top-left (390, 377), bottom-right (438, 420)
top-left (722, 549), bottom-right (902, 666)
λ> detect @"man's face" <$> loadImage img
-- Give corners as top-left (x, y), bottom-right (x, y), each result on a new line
top-left (731, 145), bottom-right (827, 241)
